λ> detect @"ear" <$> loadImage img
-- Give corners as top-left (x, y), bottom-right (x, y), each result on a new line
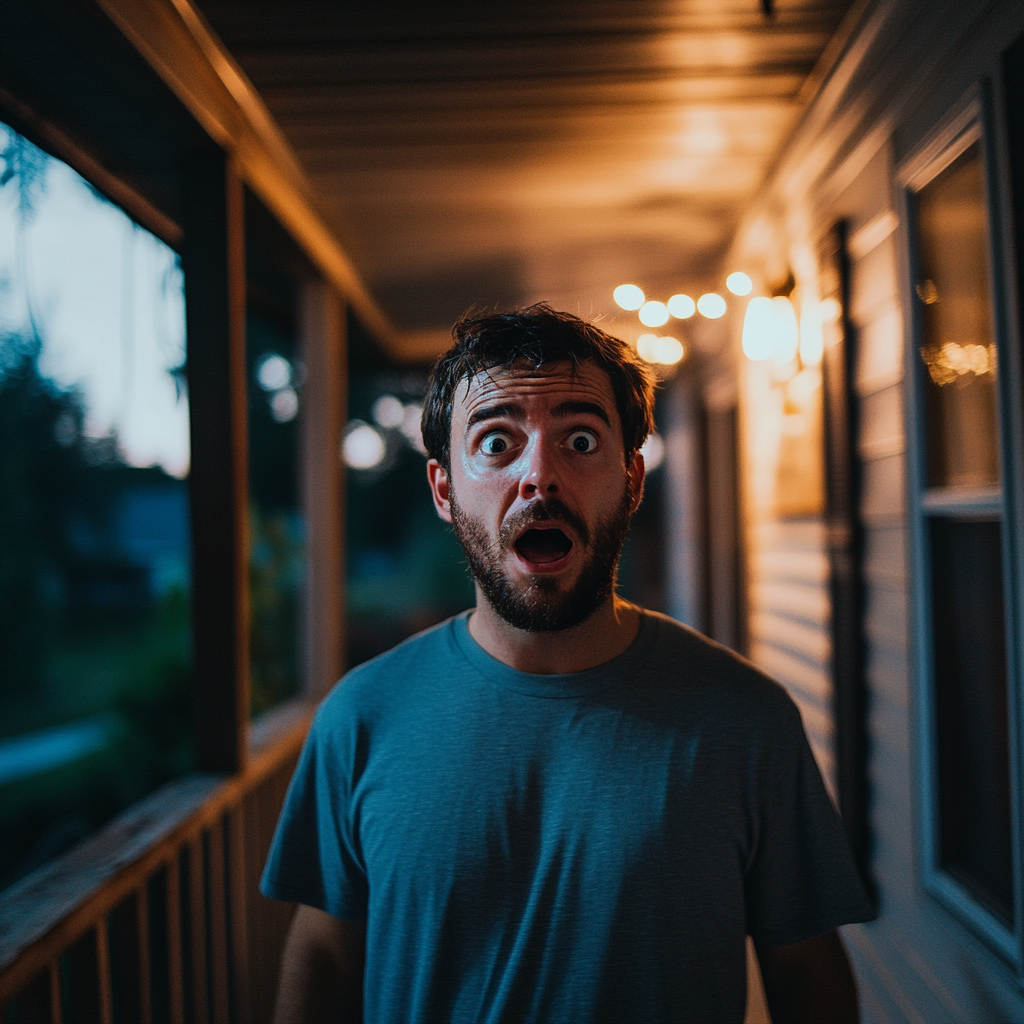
top-left (627, 449), bottom-right (646, 514)
top-left (426, 459), bottom-right (453, 523)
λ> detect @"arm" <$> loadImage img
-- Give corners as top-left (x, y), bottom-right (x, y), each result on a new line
top-left (754, 930), bottom-right (859, 1024)
top-left (273, 905), bottom-right (366, 1024)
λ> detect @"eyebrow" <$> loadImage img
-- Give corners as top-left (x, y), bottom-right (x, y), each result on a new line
top-left (466, 399), bottom-right (612, 430)
top-left (466, 403), bottom-right (525, 429)
top-left (550, 400), bottom-right (611, 428)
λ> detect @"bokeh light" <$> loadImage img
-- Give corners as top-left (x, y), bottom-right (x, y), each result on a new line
top-left (343, 421), bottom-right (386, 469)
top-left (372, 393), bottom-right (405, 429)
top-left (638, 300), bottom-right (669, 327)
top-left (257, 353), bottom-right (292, 391)
top-left (697, 293), bottom-right (727, 319)
top-left (270, 386), bottom-right (299, 423)
top-left (741, 297), bottom-right (776, 360)
top-left (667, 294), bottom-right (696, 319)
top-left (726, 272), bottom-right (753, 296)
top-left (640, 432), bottom-right (665, 470)
top-left (613, 284), bottom-right (645, 310)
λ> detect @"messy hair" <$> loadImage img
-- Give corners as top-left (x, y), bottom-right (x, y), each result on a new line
top-left (421, 303), bottom-right (656, 472)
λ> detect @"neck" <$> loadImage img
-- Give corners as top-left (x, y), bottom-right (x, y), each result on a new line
top-left (467, 591), bottom-right (641, 674)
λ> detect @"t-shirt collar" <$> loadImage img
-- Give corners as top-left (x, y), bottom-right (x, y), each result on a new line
top-left (451, 607), bottom-right (658, 698)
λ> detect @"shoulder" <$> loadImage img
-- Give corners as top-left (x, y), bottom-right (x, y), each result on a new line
top-left (637, 609), bottom-right (801, 728)
top-left (314, 613), bottom-right (467, 728)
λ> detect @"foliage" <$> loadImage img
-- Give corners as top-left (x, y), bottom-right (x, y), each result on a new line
top-left (249, 504), bottom-right (304, 715)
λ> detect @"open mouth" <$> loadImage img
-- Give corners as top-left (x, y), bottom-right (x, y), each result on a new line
top-left (514, 527), bottom-right (574, 565)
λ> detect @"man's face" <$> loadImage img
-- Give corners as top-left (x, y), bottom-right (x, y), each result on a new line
top-left (427, 360), bottom-right (644, 632)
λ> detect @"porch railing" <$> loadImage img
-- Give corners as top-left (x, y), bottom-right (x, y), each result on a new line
top-left (0, 700), bottom-right (313, 1024)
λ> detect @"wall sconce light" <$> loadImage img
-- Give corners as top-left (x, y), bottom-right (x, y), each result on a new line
top-left (741, 295), bottom-right (800, 364)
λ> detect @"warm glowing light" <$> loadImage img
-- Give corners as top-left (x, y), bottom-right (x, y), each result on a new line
top-left (726, 272), bottom-right (753, 296)
top-left (637, 334), bottom-right (685, 365)
top-left (372, 393), bottom-right (405, 429)
top-left (654, 336), bottom-right (685, 364)
top-left (667, 293), bottom-right (696, 319)
top-left (742, 297), bottom-right (775, 360)
top-left (921, 342), bottom-right (997, 386)
top-left (697, 293), bottom-right (726, 319)
top-left (819, 297), bottom-right (842, 324)
top-left (637, 334), bottom-right (659, 361)
top-left (639, 300), bottom-right (670, 327)
top-left (614, 284), bottom-right (646, 310)
top-left (799, 299), bottom-right (824, 365)
top-left (343, 421), bottom-right (386, 469)
top-left (640, 432), bottom-right (665, 470)
top-left (772, 297), bottom-right (799, 365)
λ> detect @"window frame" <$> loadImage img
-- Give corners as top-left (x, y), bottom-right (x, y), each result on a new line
top-left (901, 82), bottom-right (1024, 967)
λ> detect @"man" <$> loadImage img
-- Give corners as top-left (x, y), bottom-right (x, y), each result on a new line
top-left (261, 304), bottom-right (874, 1023)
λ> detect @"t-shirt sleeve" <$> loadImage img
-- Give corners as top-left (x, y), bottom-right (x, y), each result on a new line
top-left (744, 699), bottom-right (875, 946)
top-left (259, 705), bottom-right (369, 920)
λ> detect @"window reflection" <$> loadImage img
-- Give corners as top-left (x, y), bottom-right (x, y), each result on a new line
top-left (0, 124), bottom-right (191, 889)
top-left (915, 142), bottom-right (1000, 488)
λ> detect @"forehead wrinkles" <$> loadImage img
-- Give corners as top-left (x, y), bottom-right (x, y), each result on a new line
top-left (457, 365), bottom-right (614, 421)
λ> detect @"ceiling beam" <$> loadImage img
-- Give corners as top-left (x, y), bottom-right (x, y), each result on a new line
top-left (91, 0), bottom-right (400, 351)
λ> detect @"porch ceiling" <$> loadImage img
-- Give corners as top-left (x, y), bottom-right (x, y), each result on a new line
top-left (193, 0), bottom-right (857, 359)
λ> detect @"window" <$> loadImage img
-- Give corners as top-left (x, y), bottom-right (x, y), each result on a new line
top-left (904, 97), bottom-right (1022, 957)
top-left (0, 124), bottom-right (191, 889)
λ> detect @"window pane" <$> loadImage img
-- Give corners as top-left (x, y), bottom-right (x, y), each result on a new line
top-left (915, 142), bottom-right (1000, 489)
top-left (930, 516), bottom-right (1012, 921)
top-left (0, 125), bottom-right (191, 889)
top-left (248, 310), bottom-right (306, 714)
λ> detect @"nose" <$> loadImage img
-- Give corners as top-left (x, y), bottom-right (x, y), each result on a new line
top-left (519, 436), bottom-right (562, 501)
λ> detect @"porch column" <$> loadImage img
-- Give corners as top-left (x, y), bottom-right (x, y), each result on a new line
top-left (182, 145), bottom-right (250, 772)
top-left (299, 281), bottom-right (346, 698)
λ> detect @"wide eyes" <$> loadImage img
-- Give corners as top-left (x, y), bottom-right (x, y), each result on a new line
top-left (567, 430), bottom-right (599, 453)
top-left (477, 428), bottom-right (600, 456)
top-left (480, 431), bottom-right (514, 455)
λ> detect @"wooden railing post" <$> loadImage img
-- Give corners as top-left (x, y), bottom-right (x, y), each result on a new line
top-left (299, 281), bottom-right (346, 697)
top-left (183, 145), bottom-right (250, 772)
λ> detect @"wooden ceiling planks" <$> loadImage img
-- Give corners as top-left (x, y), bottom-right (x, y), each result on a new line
top-left (194, 0), bottom-right (858, 355)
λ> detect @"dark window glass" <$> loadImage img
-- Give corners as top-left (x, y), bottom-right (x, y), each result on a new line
top-left (930, 517), bottom-right (1012, 921)
top-left (0, 124), bottom-right (192, 889)
top-left (247, 309), bottom-right (306, 714)
top-left (915, 142), bottom-right (1000, 489)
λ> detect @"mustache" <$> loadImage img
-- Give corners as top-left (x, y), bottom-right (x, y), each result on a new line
top-left (499, 498), bottom-right (590, 549)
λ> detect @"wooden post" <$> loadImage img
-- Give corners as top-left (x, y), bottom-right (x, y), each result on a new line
top-left (821, 222), bottom-right (872, 896)
top-left (183, 145), bottom-right (250, 772)
top-left (299, 282), bottom-right (346, 697)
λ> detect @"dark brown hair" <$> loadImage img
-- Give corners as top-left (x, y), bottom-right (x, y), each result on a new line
top-left (421, 303), bottom-right (656, 472)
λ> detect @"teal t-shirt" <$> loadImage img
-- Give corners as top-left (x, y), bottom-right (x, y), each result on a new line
top-left (261, 610), bottom-right (873, 1023)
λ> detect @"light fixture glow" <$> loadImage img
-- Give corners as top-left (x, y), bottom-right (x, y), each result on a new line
top-left (640, 432), bottom-right (665, 471)
top-left (726, 272), bottom-right (753, 296)
top-left (270, 386), bottom-right (299, 423)
top-left (343, 421), bottom-right (386, 469)
top-left (654, 336), bottom-right (685, 364)
top-left (639, 300), bottom-right (670, 327)
top-left (613, 284), bottom-right (645, 310)
top-left (257, 353), bottom-right (292, 391)
top-left (697, 292), bottom-right (727, 319)
top-left (741, 297), bottom-right (776, 360)
top-left (636, 334), bottom-right (660, 362)
top-left (372, 393), bottom-right (405, 429)
top-left (799, 300), bottom-right (824, 366)
top-left (401, 403), bottom-right (427, 454)
top-left (637, 334), bottom-right (684, 365)
top-left (772, 296), bottom-right (799, 365)
top-left (667, 293), bottom-right (696, 319)
top-left (819, 297), bottom-right (842, 324)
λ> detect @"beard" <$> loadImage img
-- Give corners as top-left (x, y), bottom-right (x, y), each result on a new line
top-left (449, 483), bottom-right (634, 633)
